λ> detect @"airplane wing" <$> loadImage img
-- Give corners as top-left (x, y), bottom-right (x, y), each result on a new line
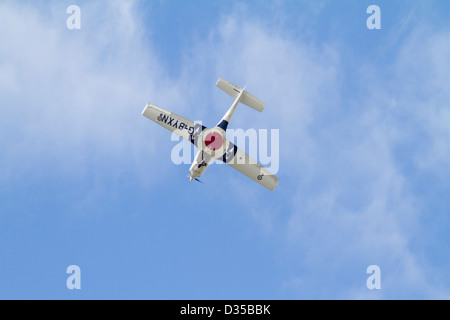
top-left (142, 103), bottom-right (206, 144)
top-left (221, 142), bottom-right (279, 191)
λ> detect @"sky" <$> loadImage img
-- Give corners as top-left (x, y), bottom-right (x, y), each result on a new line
top-left (0, 0), bottom-right (450, 299)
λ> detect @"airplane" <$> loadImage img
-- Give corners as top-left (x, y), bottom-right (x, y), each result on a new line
top-left (142, 78), bottom-right (279, 191)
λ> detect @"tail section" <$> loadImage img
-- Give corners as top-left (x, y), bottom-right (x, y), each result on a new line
top-left (216, 78), bottom-right (266, 112)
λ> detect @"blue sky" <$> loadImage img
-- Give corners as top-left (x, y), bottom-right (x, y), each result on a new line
top-left (1, 0), bottom-right (450, 299)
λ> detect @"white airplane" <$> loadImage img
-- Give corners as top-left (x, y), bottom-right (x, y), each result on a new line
top-left (142, 78), bottom-right (279, 191)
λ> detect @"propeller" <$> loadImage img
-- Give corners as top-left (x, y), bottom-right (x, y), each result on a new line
top-left (186, 174), bottom-right (203, 184)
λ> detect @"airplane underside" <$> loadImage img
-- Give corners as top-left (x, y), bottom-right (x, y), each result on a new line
top-left (142, 78), bottom-right (279, 191)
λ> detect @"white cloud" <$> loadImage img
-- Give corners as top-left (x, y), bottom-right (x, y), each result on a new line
top-left (1, 1), bottom-right (449, 299)
top-left (392, 27), bottom-right (450, 173)
top-left (0, 1), bottom-right (183, 185)
top-left (174, 7), bottom-right (450, 298)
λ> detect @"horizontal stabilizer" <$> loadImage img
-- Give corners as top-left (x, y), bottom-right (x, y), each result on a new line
top-left (216, 78), bottom-right (266, 112)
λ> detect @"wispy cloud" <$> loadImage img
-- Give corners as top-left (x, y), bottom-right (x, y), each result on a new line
top-left (0, 1), bottom-right (181, 186)
top-left (1, 1), bottom-right (449, 299)
top-left (174, 5), bottom-right (450, 298)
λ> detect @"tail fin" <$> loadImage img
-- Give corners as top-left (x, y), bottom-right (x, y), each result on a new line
top-left (216, 78), bottom-right (266, 112)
